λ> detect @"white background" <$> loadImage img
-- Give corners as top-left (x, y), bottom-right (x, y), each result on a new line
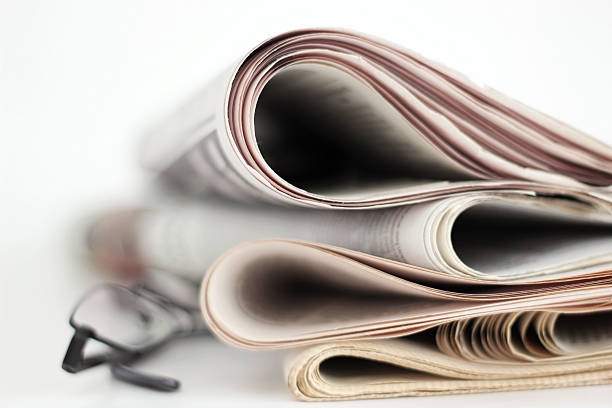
top-left (2, 0), bottom-right (612, 406)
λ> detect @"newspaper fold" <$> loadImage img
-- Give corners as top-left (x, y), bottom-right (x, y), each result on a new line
top-left (200, 239), bottom-right (612, 350)
top-left (142, 29), bottom-right (612, 208)
top-left (286, 310), bottom-right (612, 401)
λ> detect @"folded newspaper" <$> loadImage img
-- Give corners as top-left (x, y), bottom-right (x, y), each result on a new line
top-left (142, 28), bottom-right (612, 208)
top-left (96, 28), bottom-right (612, 400)
top-left (88, 191), bottom-right (612, 400)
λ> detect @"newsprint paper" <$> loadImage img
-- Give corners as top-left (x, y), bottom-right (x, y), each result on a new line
top-left (87, 29), bottom-right (612, 400)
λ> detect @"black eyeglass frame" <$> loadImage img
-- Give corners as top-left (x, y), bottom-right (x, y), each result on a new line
top-left (62, 283), bottom-right (208, 391)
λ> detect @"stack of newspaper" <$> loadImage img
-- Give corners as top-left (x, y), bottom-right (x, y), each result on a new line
top-left (89, 29), bottom-right (612, 400)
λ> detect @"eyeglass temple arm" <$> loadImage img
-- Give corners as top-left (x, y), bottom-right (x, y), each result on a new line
top-left (62, 327), bottom-right (112, 373)
top-left (63, 327), bottom-right (181, 391)
top-left (110, 362), bottom-right (180, 391)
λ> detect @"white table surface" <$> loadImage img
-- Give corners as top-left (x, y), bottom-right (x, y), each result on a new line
top-left (2, 1), bottom-right (612, 406)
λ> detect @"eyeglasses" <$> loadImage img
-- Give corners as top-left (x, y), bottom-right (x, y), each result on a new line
top-left (62, 283), bottom-right (208, 391)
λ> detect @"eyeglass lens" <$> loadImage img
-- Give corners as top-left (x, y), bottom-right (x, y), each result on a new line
top-left (71, 286), bottom-right (180, 350)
